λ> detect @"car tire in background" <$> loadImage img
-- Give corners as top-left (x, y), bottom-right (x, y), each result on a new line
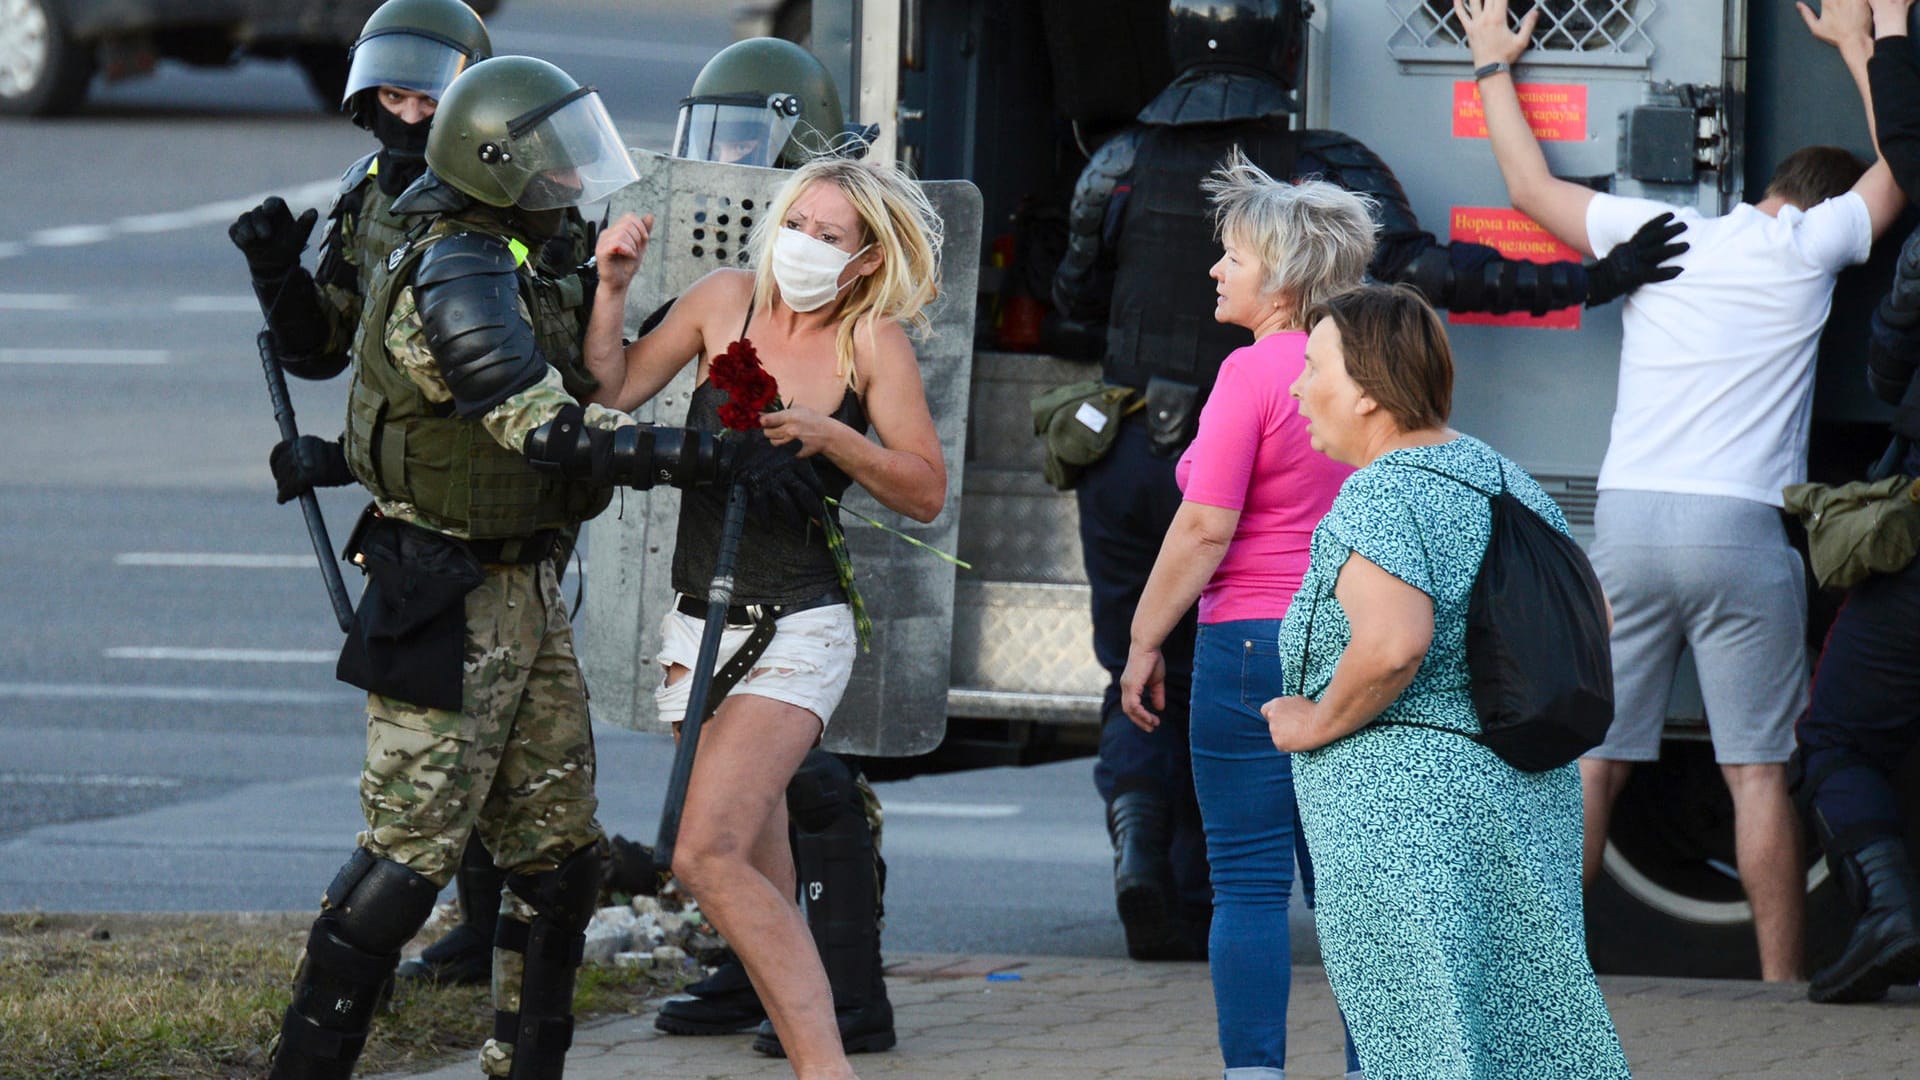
top-left (0, 0), bottom-right (96, 116)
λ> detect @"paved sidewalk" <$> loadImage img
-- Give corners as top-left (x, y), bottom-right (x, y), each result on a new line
top-left (381, 953), bottom-right (1920, 1080)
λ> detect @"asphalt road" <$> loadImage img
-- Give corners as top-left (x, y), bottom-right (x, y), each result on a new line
top-left (0, 0), bottom-right (1201, 962)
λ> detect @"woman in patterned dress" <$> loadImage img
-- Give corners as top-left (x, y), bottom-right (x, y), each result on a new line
top-left (1263, 284), bottom-right (1631, 1079)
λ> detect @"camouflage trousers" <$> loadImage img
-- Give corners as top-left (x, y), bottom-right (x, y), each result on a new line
top-left (357, 556), bottom-right (603, 881)
top-left (357, 557), bottom-right (603, 1078)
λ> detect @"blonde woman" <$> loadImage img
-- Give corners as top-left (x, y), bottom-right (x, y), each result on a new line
top-left (584, 157), bottom-right (945, 1080)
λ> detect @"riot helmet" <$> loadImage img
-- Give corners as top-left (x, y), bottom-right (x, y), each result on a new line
top-left (674, 37), bottom-right (846, 168)
top-left (1166, 0), bottom-right (1305, 87)
top-left (426, 56), bottom-right (638, 210)
top-left (343, 0), bottom-right (492, 129)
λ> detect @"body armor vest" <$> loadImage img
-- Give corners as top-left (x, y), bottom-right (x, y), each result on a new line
top-left (315, 155), bottom-right (419, 356)
top-left (1103, 118), bottom-right (1302, 399)
top-left (344, 212), bottom-right (611, 539)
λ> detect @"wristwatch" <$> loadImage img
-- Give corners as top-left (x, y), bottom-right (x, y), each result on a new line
top-left (1474, 60), bottom-right (1511, 81)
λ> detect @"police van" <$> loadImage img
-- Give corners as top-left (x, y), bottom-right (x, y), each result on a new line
top-left (581, 0), bottom-right (1920, 981)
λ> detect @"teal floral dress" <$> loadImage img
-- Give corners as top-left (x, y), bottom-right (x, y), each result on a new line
top-left (1278, 436), bottom-right (1630, 1080)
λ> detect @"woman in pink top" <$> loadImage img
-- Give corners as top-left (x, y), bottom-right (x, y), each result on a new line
top-left (1120, 152), bottom-right (1374, 1080)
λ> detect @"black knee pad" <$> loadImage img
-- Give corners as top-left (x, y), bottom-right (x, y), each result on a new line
top-left (788, 749), bottom-right (860, 832)
top-left (324, 847), bottom-right (444, 953)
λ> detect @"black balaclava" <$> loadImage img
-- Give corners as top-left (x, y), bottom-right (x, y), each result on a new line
top-left (369, 103), bottom-right (434, 196)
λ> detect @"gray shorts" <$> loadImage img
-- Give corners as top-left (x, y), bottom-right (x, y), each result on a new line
top-left (1586, 490), bottom-right (1807, 765)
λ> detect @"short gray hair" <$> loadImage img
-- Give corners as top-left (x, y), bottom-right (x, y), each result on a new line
top-left (1203, 147), bottom-right (1378, 319)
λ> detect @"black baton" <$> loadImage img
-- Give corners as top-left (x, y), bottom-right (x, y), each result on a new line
top-left (655, 480), bottom-right (752, 868)
top-left (258, 330), bottom-right (355, 633)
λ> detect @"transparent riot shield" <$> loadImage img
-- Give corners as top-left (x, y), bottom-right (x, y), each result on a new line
top-left (580, 148), bottom-right (981, 756)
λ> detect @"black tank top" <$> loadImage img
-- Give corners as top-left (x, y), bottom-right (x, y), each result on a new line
top-left (670, 316), bottom-right (870, 606)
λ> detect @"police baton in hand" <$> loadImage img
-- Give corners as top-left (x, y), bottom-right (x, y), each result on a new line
top-left (655, 480), bottom-right (752, 868)
top-left (258, 330), bottom-right (355, 632)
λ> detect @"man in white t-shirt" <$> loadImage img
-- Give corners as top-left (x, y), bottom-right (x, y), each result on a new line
top-left (1458, 0), bottom-right (1908, 981)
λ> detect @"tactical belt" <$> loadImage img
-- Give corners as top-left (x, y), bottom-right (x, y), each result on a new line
top-left (674, 591), bottom-right (843, 628)
top-left (467, 530), bottom-right (562, 566)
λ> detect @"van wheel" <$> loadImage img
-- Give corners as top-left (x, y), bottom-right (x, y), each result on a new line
top-left (0, 0), bottom-right (95, 116)
top-left (1583, 739), bottom-right (1851, 978)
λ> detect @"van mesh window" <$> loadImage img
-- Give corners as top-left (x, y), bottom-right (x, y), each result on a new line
top-left (1392, 0), bottom-right (1656, 56)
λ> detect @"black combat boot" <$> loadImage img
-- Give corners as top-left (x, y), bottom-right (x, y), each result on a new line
top-left (1108, 789), bottom-right (1198, 961)
top-left (396, 831), bottom-right (500, 986)
top-left (1809, 837), bottom-right (1920, 1003)
top-left (653, 953), bottom-right (769, 1035)
top-left (750, 946), bottom-right (896, 1058)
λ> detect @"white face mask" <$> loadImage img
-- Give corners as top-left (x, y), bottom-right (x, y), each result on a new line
top-left (771, 226), bottom-right (871, 312)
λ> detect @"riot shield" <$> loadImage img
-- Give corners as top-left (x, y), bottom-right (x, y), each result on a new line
top-left (580, 148), bottom-right (981, 756)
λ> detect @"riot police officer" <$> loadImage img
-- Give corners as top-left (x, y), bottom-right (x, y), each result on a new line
top-left (266, 55), bottom-right (800, 1080)
top-left (231, 0), bottom-right (492, 396)
top-left (643, 37), bottom-right (897, 1060)
top-left (231, 0), bottom-right (606, 993)
top-left (1051, 0), bottom-right (1683, 962)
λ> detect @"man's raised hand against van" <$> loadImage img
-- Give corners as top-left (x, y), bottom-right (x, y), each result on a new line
top-left (1455, 0), bottom-right (1539, 69)
top-left (593, 212), bottom-right (654, 291)
top-left (1798, 0), bottom-right (1876, 59)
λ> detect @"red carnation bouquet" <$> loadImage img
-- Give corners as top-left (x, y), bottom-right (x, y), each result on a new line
top-left (710, 338), bottom-right (782, 431)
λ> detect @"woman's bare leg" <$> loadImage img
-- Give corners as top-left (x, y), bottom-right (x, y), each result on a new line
top-left (672, 692), bottom-right (852, 1080)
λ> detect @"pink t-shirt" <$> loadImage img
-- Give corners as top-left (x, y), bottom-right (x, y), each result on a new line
top-left (1175, 331), bottom-right (1353, 625)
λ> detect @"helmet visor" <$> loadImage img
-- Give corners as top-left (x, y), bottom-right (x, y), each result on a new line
top-left (343, 29), bottom-right (477, 105)
top-left (673, 97), bottom-right (800, 167)
top-left (493, 90), bottom-right (638, 210)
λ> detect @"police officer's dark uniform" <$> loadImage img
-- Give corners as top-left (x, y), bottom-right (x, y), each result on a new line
top-left (1793, 26), bottom-right (1920, 1006)
top-left (644, 37), bottom-right (896, 1059)
top-left (265, 55), bottom-right (795, 1080)
top-left (1051, 0), bottom-right (1683, 961)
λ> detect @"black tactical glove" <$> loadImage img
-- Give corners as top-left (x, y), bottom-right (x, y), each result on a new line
top-left (730, 430), bottom-right (826, 528)
top-left (1585, 211), bottom-right (1688, 306)
top-left (269, 435), bottom-right (354, 504)
top-left (229, 196), bottom-right (320, 281)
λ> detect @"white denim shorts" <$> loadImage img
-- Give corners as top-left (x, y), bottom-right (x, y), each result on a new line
top-left (653, 603), bottom-right (857, 729)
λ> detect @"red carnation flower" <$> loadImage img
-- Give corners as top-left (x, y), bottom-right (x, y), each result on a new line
top-left (711, 337), bottom-right (782, 431)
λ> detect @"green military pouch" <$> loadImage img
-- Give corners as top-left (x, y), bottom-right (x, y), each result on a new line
top-left (1782, 475), bottom-right (1920, 590)
top-left (1029, 380), bottom-right (1141, 491)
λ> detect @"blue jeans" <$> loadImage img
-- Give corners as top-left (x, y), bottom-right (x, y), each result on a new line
top-left (1192, 619), bottom-right (1360, 1078)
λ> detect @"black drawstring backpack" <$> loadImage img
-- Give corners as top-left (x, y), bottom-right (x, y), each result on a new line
top-left (1391, 463), bottom-right (1615, 772)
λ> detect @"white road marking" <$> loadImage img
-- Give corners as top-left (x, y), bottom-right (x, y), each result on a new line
top-left (32, 224), bottom-right (116, 246)
top-left (172, 296), bottom-right (259, 313)
top-left (0, 681), bottom-right (357, 706)
top-left (884, 801), bottom-right (1024, 819)
top-left (0, 179), bottom-right (335, 259)
top-left (0, 772), bottom-right (182, 789)
top-left (115, 552), bottom-right (316, 569)
top-left (0, 294), bottom-right (79, 310)
top-left (105, 647), bottom-right (338, 664)
top-left (0, 349), bottom-right (168, 365)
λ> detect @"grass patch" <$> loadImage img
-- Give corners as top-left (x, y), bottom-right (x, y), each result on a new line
top-left (0, 912), bottom-right (675, 1079)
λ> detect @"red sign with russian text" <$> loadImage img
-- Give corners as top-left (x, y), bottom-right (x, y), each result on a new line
top-left (1453, 81), bottom-right (1588, 142)
top-left (1448, 206), bottom-right (1582, 330)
